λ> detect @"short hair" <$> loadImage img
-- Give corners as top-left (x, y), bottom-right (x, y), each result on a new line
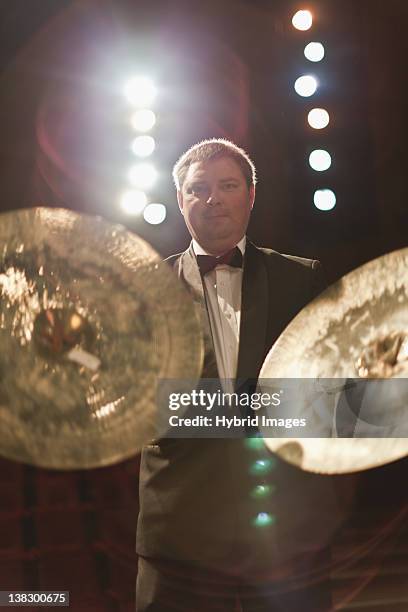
top-left (172, 138), bottom-right (257, 190)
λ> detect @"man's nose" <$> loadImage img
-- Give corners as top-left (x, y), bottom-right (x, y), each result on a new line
top-left (206, 189), bottom-right (221, 206)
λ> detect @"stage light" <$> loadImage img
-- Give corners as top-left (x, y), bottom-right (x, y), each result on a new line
top-left (249, 458), bottom-right (275, 476)
top-left (143, 203), bottom-right (166, 225)
top-left (292, 10), bottom-right (313, 31)
top-left (250, 484), bottom-right (275, 500)
top-left (131, 135), bottom-right (156, 157)
top-left (304, 42), bottom-right (325, 62)
top-left (294, 75), bottom-right (317, 97)
top-left (129, 163), bottom-right (158, 189)
top-left (253, 512), bottom-right (275, 528)
top-left (308, 108), bottom-right (330, 129)
top-left (124, 76), bottom-right (156, 107)
top-left (309, 149), bottom-right (332, 171)
top-left (120, 190), bottom-right (147, 215)
top-left (244, 437), bottom-right (266, 451)
top-left (314, 189), bottom-right (336, 211)
top-left (131, 109), bottom-right (156, 132)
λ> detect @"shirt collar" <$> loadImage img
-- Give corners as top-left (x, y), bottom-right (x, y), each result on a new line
top-left (192, 235), bottom-right (246, 257)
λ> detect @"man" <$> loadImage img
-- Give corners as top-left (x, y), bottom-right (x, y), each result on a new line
top-left (136, 139), bottom-right (343, 611)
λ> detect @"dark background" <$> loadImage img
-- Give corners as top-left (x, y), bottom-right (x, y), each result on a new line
top-left (0, 0), bottom-right (407, 610)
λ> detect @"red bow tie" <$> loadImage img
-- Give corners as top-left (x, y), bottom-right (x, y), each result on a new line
top-left (196, 247), bottom-right (243, 276)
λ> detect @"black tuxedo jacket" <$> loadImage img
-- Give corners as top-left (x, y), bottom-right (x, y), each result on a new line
top-left (136, 241), bottom-right (348, 573)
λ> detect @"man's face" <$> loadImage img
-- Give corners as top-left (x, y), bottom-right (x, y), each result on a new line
top-left (177, 156), bottom-right (255, 255)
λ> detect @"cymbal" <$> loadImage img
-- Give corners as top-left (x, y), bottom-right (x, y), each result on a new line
top-left (259, 247), bottom-right (408, 474)
top-left (0, 207), bottom-right (203, 469)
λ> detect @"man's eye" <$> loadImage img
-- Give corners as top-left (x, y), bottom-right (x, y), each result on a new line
top-left (188, 185), bottom-right (206, 195)
top-left (223, 183), bottom-right (237, 190)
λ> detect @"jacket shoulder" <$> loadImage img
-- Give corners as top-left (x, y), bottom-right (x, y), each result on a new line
top-left (255, 246), bottom-right (321, 271)
top-left (164, 251), bottom-right (185, 267)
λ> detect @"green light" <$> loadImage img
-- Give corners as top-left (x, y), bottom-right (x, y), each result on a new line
top-left (249, 458), bottom-right (275, 476)
top-left (253, 512), bottom-right (275, 528)
top-left (244, 437), bottom-right (266, 451)
top-left (250, 484), bottom-right (275, 499)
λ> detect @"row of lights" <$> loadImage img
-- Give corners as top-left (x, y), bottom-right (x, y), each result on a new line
top-left (292, 9), bottom-right (336, 211)
top-left (246, 437), bottom-right (276, 528)
top-left (120, 77), bottom-right (167, 224)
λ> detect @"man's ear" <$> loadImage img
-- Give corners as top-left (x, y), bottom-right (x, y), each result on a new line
top-left (249, 184), bottom-right (255, 210)
top-left (177, 190), bottom-right (184, 215)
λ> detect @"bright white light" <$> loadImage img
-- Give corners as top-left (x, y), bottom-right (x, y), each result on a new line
top-left (120, 190), bottom-right (147, 215)
top-left (308, 108), bottom-right (330, 129)
top-left (124, 77), bottom-right (156, 107)
top-left (131, 135), bottom-right (156, 157)
top-left (314, 189), bottom-right (336, 211)
top-left (309, 150), bottom-right (332, 171)
top-left (131, 109), bottom-right (156, 132)
top-left (292, 10), bottom-right (313, 31)
top-left (294, 75), bottom-right (317, 97)
top-left (129, 163), bottom-right (158, 189)
top-left (304, 42), bottom-right (325, 62)
top-left (143, 203), bottom-right (166, 225)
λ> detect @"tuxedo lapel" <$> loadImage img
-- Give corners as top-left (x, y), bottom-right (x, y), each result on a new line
top-left (177, 244), bottom-right (205, 300)
top-left (176, 244), bottom-right (219, 379)
top-left (236, 241), bottom-right (269, 381)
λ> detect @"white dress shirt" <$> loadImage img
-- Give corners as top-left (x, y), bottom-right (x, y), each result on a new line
top-left (192, 237), bottom-right (245, 389)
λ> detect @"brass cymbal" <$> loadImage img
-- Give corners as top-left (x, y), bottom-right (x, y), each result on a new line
top-left (0, 207), bottom-right (203, 469)
top-left (259, 247), bottom-right (408, 474)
